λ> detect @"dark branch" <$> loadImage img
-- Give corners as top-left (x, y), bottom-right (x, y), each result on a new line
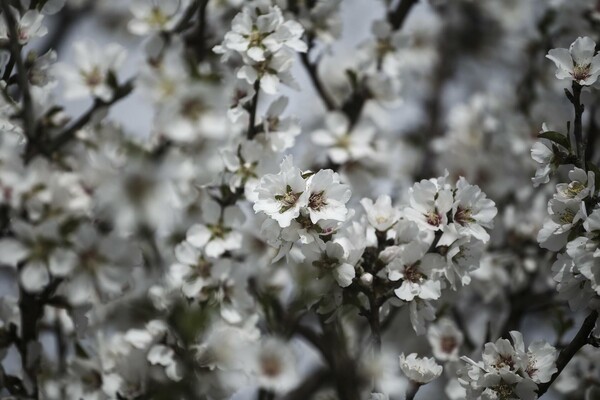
top-left (406, 382), bottom-right (421, 400)
top-left (25, 79), bottom-right (135, 161)
top-left (282, 368), bottom-right (331, 400)
top-left (247, 80), bottom-right (261, 140)
top-left (388, 0), bottom-right (419, 30)
top-left (38, 5), bottom-right (91, 55)
top-left (537, 310), bottom-right (598, 397)
top-left (300, 44), bottom-right (336, 111)
top-left (569, 82), bottom-right (586, 167)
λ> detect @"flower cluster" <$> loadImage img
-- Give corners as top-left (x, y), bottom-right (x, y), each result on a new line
top-left (1, 1), bottom-right (599, 400)
top-left (253, 156), bottom-right (352, 261)
top-left (382, 175), bottom-right (496, 333)
top-left (545, 168), bottom-right (600, 308)
top-left (214, 2), bottom-right (307, 94)
top-left (458, 332), bottom-right (558, 400)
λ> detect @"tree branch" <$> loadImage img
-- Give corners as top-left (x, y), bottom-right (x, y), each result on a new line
top-left (367, 293), bottom-right (382, 352)
top-left (387, 0), bottom-right (419, 30)
top-left (25, 79), bottom-right (135, 161)
top-left (537, 310), bottom-right (598, 397)
top-left (300, 45), bottom-right (336, 111)
top-left (569, 82), bottom-right (585, 167)
top-left (282, 367), bottom-right (331, 400)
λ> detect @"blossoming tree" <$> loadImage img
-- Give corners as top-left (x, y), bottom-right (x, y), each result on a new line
top-left (0, 0), bottom-right (599, 399)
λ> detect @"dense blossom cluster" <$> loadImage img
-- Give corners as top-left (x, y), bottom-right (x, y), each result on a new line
top-left (532, 38), bottom-right (600, 314)
top-left (458, 332), bottom-right (558, 399)
top-left (0, 1), bottom-right (599, 400)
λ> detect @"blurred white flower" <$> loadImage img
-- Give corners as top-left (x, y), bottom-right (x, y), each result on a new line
top-left (0, 8), bottom-right (48, 45)
top-left (427, 318), bottom-right (463, 361)
top-left (128, 0), bottom-right (189, 35)
top-left (311, 112), bottom-right (376, 164)
top-left (250, 337), bottom-right (299, 393)
top-left (56, 40), bottom-right (126, 101)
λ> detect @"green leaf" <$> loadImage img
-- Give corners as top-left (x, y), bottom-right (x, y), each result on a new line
top-left (538, 131), bottom-right (570, 149)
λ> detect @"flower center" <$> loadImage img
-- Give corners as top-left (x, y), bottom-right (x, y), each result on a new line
top-left (181, 98), bottom-right (207, 120)
top-left (266, 116), bottom-right (279, 132)
top-left (83, 66), bottom-right (103, 88)
top-left (559, 209), bottom-right (576, 224)
top-left (376, 38), bottom-right (394, 58)
top-left (207, 224), bottom-right (231, 239)
top-left (248, 28), bottom-right (265, 48)
top-left (335, 134), bottom-right (351, 149)
top-left (17, 28), bottom-right (28, 43)
top-left (309, 191), bottom-right (327, 211)
top-left (426, 210), bottom-right (442, 226)
top-left (454, 207), bottom-right (474, 225)
top-left (565, 181), bottom-right (585, 198)
top-left (493, 381), bottom-right (517, 400)
top-left (440, 336), bottom-right (458, 354)
top-left (148, 7), bottom-right (169, 27)
top-left (573, 63), bottom-right (591, 81)
top-left (275, 185), bottom-right (302, 213)
top-left (313, 254), bottom-right (339, 270)
top-left (493, 354), bottom-right (515, 370)
top-left (260, 354), bottom-right (282, 378)
top-left (526, 359), bottom-right (538, 379)
top-left (404, 264), bottom-right (425, 283)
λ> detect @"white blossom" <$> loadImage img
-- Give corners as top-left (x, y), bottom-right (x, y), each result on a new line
top-left (311, 112), bottom-right (376, 164)
top-left (304, 169), bottom-right (351, 224)
top-left (253, 156), bottom-right (308, 228)
top-left (361, 194), bottom-right (401, 232)
top-left (251, 337), bottom-right (299, 393)
top-left (547, 36), bottom-right (600, 86)
top-left (0, 8), bottom-right (48, 45)
top-left (399, 353), bottom-right (443, 384)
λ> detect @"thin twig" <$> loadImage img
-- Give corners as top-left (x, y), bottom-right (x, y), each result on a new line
top-left (195, 0), bottom-right (209, 60)
top-left (257, 388), bottom-right (275, 400)
top-left (282, 367), bottom-right (331, 400)
top-left (26, 79), bottom-right (134, 161)
top-left (247, 80), bottom-right (261, 140)
top-left (174, 0), bottom-right (201, 33)
top-left (300, 45), bottom-right (336, 111)
top-left (585, 105), bottom-right (598, 165)
top-left (406, 382), bottom-right (421, 400)
top-left (2, 54), bottom-right (15, 82)
top-left (387, 0), bottom-right (419, 30)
